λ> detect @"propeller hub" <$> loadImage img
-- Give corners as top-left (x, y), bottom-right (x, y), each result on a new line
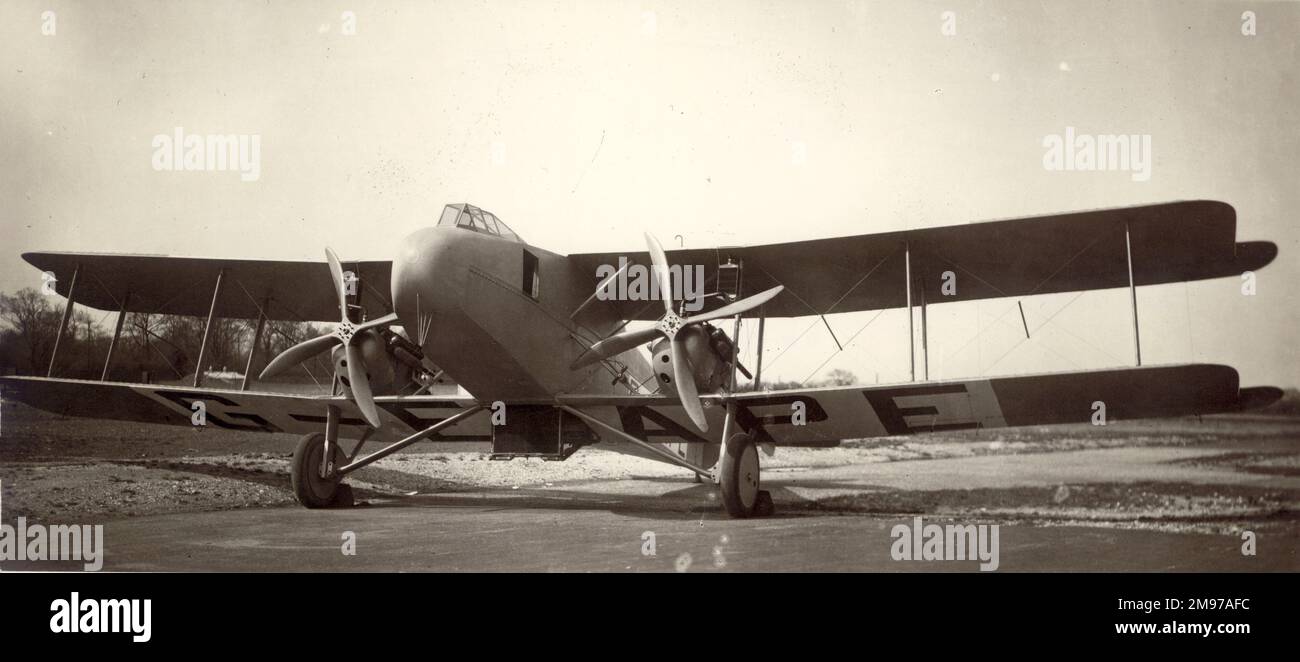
top-left (257, 246), bottom-right (405, 429)
top-left (656, 312), bottom-right (685, 339)
top-left (571, 232), bottom-right (784, 433)
top-left (334, 320), bottom-right (356, 344)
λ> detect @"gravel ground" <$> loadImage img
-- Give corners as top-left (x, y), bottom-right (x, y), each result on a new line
top-left (2, 399), bottom-right (1297, 537)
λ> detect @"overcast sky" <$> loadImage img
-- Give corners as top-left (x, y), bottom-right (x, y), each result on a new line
top-left (1, 0), bottom-right (1296, 389)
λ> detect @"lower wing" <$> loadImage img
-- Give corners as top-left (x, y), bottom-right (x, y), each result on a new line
top-left (558, 364), bottom-right (1281, 447)
top-left (0, 376), bottom-right (490, 443)
top-left (1, 364), bottom-right (1280, 452)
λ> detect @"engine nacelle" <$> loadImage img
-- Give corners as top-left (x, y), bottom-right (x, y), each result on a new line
top-left (330, 330), bottom-right (395, 395)
top-left (649, 323), bottom-right (737, 396)
top-left (329, 327), bottom-right (437, 397)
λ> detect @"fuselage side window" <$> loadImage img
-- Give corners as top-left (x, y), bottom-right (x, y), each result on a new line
top-left (522, 250), bottom-right (540, 300)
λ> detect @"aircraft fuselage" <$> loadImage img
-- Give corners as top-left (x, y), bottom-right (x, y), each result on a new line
top-left (391, 225), bottom-right (646, 400)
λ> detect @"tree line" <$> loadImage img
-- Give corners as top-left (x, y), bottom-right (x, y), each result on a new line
top-left (1, 285), bottom-right (862, 389)
top-left (0, 287), bottom-right (331, 385)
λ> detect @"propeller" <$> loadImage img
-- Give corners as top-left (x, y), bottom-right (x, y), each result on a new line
top-left (572, 233), bottom-right (783, 432)
top-left (260, 248), bottom-right (398, 427)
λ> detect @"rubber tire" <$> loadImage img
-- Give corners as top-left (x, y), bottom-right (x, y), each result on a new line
top-left (291, 432), bottom-right (346, 508)
top-left (330, 483), bottom-right (355, 508)
top-left (719, 432), bottom-right (761, 518)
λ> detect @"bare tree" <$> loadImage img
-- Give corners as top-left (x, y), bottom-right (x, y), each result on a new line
top-left (71, 308), bottom-right (107, 375)
top-left (0, 287), bottom-right (60, 372)
top-left (126, 312), bottom-right (186, 379)
top-left (822, 368), bottom-right (859, 387)
top-left (158, 315), bottom-right (246, 376)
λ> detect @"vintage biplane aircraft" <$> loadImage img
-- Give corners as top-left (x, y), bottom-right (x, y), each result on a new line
top-left (0, 200), bottom-right (1281, 517)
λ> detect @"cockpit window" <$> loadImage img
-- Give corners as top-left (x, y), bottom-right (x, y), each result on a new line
top-left (438, 204), bottom-right (521, 241)
top-left (437, 206), bottom-right (461, 227)
top-left (457, 212), bottom-right (485, 231)
top-left (492, 214), bottom-right (519, 241)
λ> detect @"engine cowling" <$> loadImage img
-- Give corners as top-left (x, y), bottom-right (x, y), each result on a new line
top-left (330, 330), bottom-right (394, 395)
top-left (328, 327), bottom-right (437, 397)
top-left (649, 323), bottom-right (737, 397)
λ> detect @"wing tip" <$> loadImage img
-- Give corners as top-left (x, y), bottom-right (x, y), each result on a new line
top-left (1236, 386), bottom-right (1284, 412)
top-left (1235, 240), bottom-right (1278, 272)
top-left (20, 251), bottom-right (47, 269)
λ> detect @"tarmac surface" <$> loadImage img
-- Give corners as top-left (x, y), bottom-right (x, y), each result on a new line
top-left (2, 402), bottom-right (1297, 572)
top-left (69, 485), bottom-right (1296, 572)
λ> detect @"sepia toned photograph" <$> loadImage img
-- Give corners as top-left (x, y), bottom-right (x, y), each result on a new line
top-left (1, 2), bottom-right (1296, 623)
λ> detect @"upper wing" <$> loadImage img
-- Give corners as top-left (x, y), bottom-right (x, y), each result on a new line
top-left (21, 252), bottom-right (393, 322)
top-left (567, 200), bottom-right (1276, 319)
top-left (558, 364), bottom-right (1282, 446)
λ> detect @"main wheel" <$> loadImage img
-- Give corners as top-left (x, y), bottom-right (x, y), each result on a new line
top-left (719, 431), bottom-right (761, 518)
top-left (291, 432), bottom-right (347, 508)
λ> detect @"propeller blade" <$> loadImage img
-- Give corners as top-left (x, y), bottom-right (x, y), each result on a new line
top-left (644, 233), bottom-right (675, 316)
top-left (571, 326), bottom-right (662, 369)
top-left (569, 257), bottom-right (636, 321)
top-left (598, 258), bottom-right (632, 292)
top-left (670, 338), bottom-right (708, 432)
top-left (356, 311), bottom-right (399, 333)
top-left (325, 247), bottom-right (349, 320)
top-left (682, 285), bottom-right (784, 325)
top-left (734, 359), bottom-right (753, 380)
top-left (259, 333), bottom-right (339, 379)
top-left (344, 343), bottom-right (382, 428)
